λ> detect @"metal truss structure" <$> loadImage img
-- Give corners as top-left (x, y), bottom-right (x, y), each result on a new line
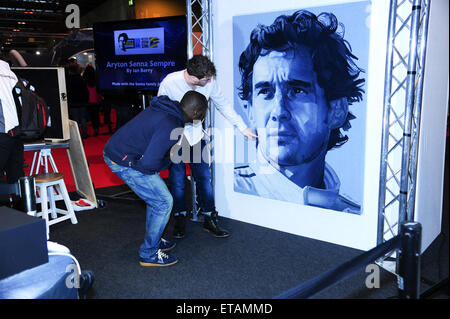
top-left (186, 0), bottom-right (213, 59)
top-left (186, 0), bottom-right (214, 219)
top-left (377, 0), bottom-right (431, 271)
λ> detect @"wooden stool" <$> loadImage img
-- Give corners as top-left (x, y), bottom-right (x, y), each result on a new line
top-left (33, 172), bottom-right (78, 238)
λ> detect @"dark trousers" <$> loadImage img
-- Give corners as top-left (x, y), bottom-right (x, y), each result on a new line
top-left (0, 133), bottom-right (24, 184)
top-left (102, 102), bottom-right (112, 130)
top-left (69, 106), bottom-right (88, 137)
top-left (0, 133), bottom-right (24, 204)
top-left (168, 139), bottom-right (215, 214)
top-left (112, 104), bottom-right (135, 130)
top-left (87, 103), bottom-right (100, 133)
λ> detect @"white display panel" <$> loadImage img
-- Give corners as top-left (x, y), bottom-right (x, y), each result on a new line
top-left (212, 0), bottom-right (391, 250)
top-left (414, 0), bottom-right (448, 253)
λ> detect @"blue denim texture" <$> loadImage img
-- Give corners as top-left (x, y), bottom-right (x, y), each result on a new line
top-left (169, 140), bottom-right (215, 214)
top-left (104, 155), bottom-right (173, 258)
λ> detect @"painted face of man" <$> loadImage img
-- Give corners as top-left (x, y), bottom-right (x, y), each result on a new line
top-left (250, 46), bottom-right (332, 167)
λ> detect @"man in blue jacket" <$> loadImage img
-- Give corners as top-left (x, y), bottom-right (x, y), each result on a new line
top-left (103, 91), bottom-right (208, 267)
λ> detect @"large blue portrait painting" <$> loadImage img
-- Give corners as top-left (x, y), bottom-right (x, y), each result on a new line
top-left (232, 2), bottom-right (371, 215)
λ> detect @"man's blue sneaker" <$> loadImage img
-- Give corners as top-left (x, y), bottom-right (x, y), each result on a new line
top-left (159, 238), bottom-right (176, 251)
top-left (139, 249), bottom-right (178, 267)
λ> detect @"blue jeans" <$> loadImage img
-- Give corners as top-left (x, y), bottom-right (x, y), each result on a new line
top-left (104, 155), bottom-right (173, 258)
top-left (169, 140), bottom-right (215, 214)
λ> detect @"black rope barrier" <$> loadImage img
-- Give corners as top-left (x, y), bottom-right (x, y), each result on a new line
top-left (274, 222), bottom-right (422, 299)
top-left (274, 236), bottom-right (401, 299)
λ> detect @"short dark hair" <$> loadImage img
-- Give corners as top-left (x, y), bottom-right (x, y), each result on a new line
top-left (186, 55), bottom-right (216, 79)
top-left (180, 90), bottom-right (208, 121)
top-left (238, 10), bottom-right (365, 150)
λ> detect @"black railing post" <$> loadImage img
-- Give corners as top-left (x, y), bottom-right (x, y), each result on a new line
top-left (398, 221), bottom-right (422, 299)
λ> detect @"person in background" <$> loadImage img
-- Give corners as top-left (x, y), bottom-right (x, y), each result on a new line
top-left (83, 64), bottom-right (102, 136)
top-left (65, 61), bottom-right (89, 138)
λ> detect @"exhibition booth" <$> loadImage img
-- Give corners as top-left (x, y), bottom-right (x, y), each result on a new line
top-left (213, 0), bottom-right (447, 254)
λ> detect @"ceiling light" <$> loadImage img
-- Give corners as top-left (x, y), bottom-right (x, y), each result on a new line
top-left (36, 51), bottom-right (41, 55)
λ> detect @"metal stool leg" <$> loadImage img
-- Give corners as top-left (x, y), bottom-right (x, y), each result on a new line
top-left (38, 184), bottom-right (50, 239)
top-left (58, 180), bottom-right (78, 224)
top-left (48, 184), bottom-right (57, 219)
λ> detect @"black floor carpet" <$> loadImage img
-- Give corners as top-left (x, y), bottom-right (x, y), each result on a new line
top-left (48, 181), bottom-right (448, 299)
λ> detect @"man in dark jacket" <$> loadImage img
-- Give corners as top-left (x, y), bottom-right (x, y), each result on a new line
top-left (104, 91), bottom-right (208, 267)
